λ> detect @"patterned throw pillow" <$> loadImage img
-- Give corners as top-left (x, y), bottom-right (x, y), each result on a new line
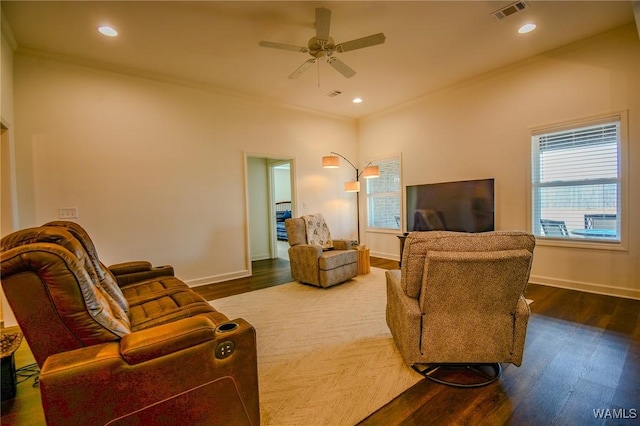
top-left (302, 213), bottom-right (334, 250)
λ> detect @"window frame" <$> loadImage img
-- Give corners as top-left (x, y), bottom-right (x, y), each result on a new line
top-left (364, 154), bottom-right (402, 234)
top-left (528, 111), bottom-right (628, 251)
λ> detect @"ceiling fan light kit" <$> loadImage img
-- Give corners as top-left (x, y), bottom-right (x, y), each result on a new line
top-left (259, 7), bottom-right (385, 80)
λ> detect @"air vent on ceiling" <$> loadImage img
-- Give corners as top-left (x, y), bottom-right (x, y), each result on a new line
top-left (326, 90), bottom-right (342, 98)
top-left (492, 1), bottom-right (528, 20)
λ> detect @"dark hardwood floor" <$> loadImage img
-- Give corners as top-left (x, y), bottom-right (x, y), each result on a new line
top-left (192, 256), bottom-right (399, 301)
top-left (1, 257), bottom-right (638, 425)
top-left (193, 257), bottom-right (294, 301)
top-left (359, 271), bottom-right (640, 425)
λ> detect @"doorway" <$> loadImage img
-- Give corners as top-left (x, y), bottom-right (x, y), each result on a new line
top-left (245, 155), bottom-right (294, 262)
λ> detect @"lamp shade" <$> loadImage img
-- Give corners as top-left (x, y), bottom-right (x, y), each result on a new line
top-left (344, 181), bottom-right (360, 192)
top-left (322, 155), bottom-right (340, 168)
top-left (362, 165), bottom-right (380, 178)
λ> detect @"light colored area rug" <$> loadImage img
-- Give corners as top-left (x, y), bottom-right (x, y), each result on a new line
top-left (211, 267), bottom-right (422, 425)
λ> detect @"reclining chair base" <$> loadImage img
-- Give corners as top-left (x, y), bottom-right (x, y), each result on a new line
top-left (412, 363), bottom-right (503, 388)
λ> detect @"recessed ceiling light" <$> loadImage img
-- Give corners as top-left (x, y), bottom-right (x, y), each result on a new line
top-left (518, 23), bottom-right (536, 34)
top-left (98, 26), bottom-right (118, 37)
top-left (352, 98), bottom-right (363, 104)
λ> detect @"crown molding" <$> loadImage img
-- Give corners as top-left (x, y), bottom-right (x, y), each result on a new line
top-left (1, 13), bottom-right (18, 51)
top-left (15, 46), bottom-right (355, 123)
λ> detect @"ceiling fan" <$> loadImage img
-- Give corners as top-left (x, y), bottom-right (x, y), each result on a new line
top-left (259, 7), bottom-right (386, 79)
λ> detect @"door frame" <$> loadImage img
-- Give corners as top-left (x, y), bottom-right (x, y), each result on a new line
top-left (243, 152), bottom-right (296, 273)
top-left (269, 160), bottom-right (293, 259)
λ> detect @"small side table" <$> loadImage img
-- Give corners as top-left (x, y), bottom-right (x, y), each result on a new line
top-left (356, 245), bottom-right (370, 275)
top-left (1, 332), bottom-right (23, 401)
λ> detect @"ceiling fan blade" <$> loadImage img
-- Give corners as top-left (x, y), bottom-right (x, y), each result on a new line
top-left (336, 32), bottom-right (386, 53)
top-left (259, 41), bottom-right (308, 53)
top-left (315, 7), bottom-right (331, 41)
top-left (327, 57), bottom-right (356, 78)
top-left (288, 59), bottom-right (316, 79)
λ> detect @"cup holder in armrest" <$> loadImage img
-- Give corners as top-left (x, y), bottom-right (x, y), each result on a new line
top-left (216, 322), bottom-right (239, 333)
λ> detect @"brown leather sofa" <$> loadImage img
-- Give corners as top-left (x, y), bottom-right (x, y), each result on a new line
top-left (0, 222), bottom-right (260, 425)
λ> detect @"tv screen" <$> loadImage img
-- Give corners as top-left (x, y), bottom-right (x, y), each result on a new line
top-left (406, 178), bottom-right (495, 233)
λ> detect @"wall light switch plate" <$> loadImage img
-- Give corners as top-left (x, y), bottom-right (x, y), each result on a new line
top-left (58, 207), bottom-right (78, 219)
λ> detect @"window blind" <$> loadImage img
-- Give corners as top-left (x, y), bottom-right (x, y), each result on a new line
top-left (532, 118), bottom-right (620, 242)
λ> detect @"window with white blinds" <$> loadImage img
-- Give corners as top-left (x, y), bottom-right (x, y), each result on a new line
top-left (531, 116), bottom-right (622, 243)
top-left (366, 156), bottom-right (401, 231)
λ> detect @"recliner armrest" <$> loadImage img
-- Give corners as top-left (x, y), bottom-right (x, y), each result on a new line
top-left (39, 317), bottom-right (259, 425)
top-left (108, 261), bottom-right (175, 286)
top-left (120, 316), bottom-right (217, 365)
top-left (332, 239), bottom-right (353, 250)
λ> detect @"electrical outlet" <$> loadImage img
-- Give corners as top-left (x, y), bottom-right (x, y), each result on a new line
top-left (58, 207), bottom-right (78, 219)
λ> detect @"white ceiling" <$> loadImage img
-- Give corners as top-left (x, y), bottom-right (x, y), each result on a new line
top-left (1, 1), bottom-right (637, 119)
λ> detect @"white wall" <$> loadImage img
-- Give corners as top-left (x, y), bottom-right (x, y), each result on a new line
top-left (12, 53), bottom-right (358, 284)
top-left (1, 34), bottom-right (15, 235)
top-left (359, 25), bottom-right (640, 299)
top-left (1, 32), bottom-right (17, 326)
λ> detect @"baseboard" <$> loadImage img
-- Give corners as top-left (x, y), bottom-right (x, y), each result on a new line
top-left (529, 275), bottom-right (640, 300)
top-left (370, 250), bottom-right (400, 262)
top-left (251, 253), bottom-right (271, 261)
top-left (186, 270), bottom-right (251, 287)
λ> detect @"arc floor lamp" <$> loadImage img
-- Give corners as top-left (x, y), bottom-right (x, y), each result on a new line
top-left (322, 152), bottom-right (379, 243)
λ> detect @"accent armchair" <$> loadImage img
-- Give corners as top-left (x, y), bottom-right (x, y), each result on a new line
top-left (386, 231), bottom-right (535, 387)
top-left (285, 215), bottom-right (358, 288)
top-left (1, 223), bottom-right (260, 425)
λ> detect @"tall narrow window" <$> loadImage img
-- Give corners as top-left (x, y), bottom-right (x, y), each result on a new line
top-left (366, 156), bottom-right (401, 231)
top-left (531, 115), bottom-right (623, 244)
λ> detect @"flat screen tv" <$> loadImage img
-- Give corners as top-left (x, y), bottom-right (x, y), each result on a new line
top-left (406, 178), bottom-right (495, 233)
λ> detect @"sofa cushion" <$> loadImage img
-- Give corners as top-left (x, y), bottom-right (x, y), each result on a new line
top-left (120, 276), bottom-right (191, 300)
top-left (129, 290), bottom-right (228, 331)
top-left (318, 249), bottom-right (357, 271)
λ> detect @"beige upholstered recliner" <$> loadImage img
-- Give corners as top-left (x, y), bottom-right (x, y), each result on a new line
top-left (386, 231), bottom-right (535, 387)
top-left (285, 215), bottom-right (358, 288)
